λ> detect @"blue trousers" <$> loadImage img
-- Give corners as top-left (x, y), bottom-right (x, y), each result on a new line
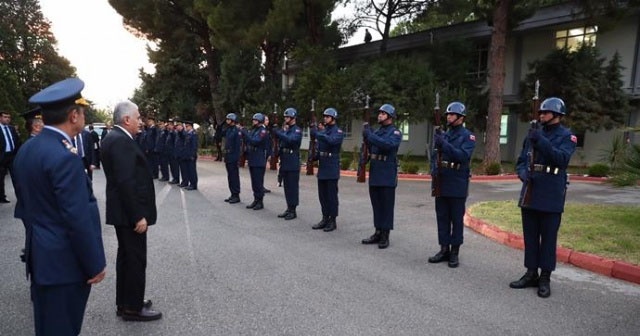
top-left (435, 196), bottom-right (466, 246)
top-left (187, 159), bottom-right (198, 188)
top-left (282, 170), bottom-right (300, 208)
top-left (159, 153), bottom-right (169, 179)
top-left (179, 160), bottom-right (190, 185)
top-left (521, 208), bottom-right (561, 271)
top-left (226, 161), bottom-right (240, 195)
top-left (31, 282), bottom-right (91, 336)
top-left (249, 166), bottom-right (265, 199)
top-left (169, 156), bottom-right (180, 182)
top-left (318, 179), bottom-right (339, 217)
top-left (369, 186), bottom-right (396, 230)
top-left (146, 152), bottom-right (159, 178)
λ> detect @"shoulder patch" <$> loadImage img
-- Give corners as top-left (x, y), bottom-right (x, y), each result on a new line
top-left (337, 129), bottom-right (343, 133)
top-left (570, 135), bottom-right (577, 143)
top-left (260, 129), bottom-right (266, 135)
top-left (393, 130), bottom-right (400, 135)
top-left (295, 129), bottom-right (301, 133)
top-left (469, 134), bottom-right (476, 141)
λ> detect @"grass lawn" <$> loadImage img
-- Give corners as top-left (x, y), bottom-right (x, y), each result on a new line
top-left (468, 201), bottom-right (640, 265)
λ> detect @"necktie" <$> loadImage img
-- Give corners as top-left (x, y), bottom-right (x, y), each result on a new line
top-left (2, 125), bottom-right (14, 152)
top-left (76, 134), bottom-right (85, 157)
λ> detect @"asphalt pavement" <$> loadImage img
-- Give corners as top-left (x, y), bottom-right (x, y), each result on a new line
top-left (1, 161), bottom-right (639, 336)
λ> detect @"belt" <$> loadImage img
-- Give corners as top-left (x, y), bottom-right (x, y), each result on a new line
top-left (319, 151), bottom-right (338, 157)
top-left (438, 161), bottom-right (461, 170)
top-left (247, 146), bottom-right (264, 152)
top-left (369, 153), bottom-right (388, 161)
top-left (281, 148), bottom-right (298, 154)
top-left (531, 164), bottom-right (562, 175)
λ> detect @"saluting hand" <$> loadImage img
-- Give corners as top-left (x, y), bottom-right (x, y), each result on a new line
top-left (87, 268), bottom-right (106, 285)
top-left (134, 218), bottom-right (148, 234)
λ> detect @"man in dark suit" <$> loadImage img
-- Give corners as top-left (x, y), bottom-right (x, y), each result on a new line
top-left (101, 100), bottom-right (162, 322)
top-left (13, 77), bottom-right (106, 336)
top-left (75, 129), bottom-right (95, 180)
top-left (1, 110), bottom-right (22, 203)
top-left (88, 124), bottom-right (101, 168)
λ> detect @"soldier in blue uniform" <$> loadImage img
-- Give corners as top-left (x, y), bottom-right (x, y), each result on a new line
top-left (272, 107), bottom-right (303, 220)
top-left (14, 78), bottom-right (106, 336)
top-left (143, 117), bottom-right (159, 178)
top-left (183, 121), bottom-right (199, 190)
top-left (310, 108), bottom-right (344, 232)
top-left (223, 113), bottom-right (242, 204)
top-left (360, 104), bottom-right (402, 249)
top-left (166, 120), bottom-right (180, 184)
top-left (174, 121), bottom-right (189, 187)
top-left (428, 102), bottom-right (476, 268)
top-left (240, 113), bottom-right (270, 210)
top-left (510, 97), bottom-right (577, 298)
top-left (156, 120), bottom-right (170, 181)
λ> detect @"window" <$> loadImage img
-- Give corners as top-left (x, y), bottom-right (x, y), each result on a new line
top-left (468, 42), bottom-right (489, 79)
top-left (500, 115), bottom-right (509, 145)
top-left (555, 26), bottom-right (597, 51)
top-left (400, 119), bottom-right (409, 141)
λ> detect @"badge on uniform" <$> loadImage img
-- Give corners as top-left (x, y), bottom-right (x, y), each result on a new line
top-left (570, 135), bottom-right (577, 143)
top-left (338, 129), bottom-right (343, 133)
top-left (394, 130), bottom-right (400, 135)
top-left (469, 134), bottom-right (476, 141)
top-left (295, 129), bottom-right (301, 133)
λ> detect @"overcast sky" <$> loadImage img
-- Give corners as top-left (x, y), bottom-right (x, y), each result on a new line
top-left (39, 0), bottom-right (371, 109)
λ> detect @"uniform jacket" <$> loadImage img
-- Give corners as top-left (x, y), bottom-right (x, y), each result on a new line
top-left (313, 124), bottom-right (344, 180)
top-left (430, 125), bottom-right (476, 198)
top-left (156, 129), bottom-right (167, 154)
top-left (79, 129), bottom-right (96, 166)
top-left (143, 125), bottom-right (158, 153)
top-left (1, 123), bottom-right (21, 160)
top-left (365, 124), bottom-right (402, 187)
top-left (185, 130), bottom-right (198, 160)
top-left (165, 130), bottom-right (176, 156)
top-left (174, 130), bottom-right (187, 159)
top-left (101, 126), bottom-right (157, 227)
top-left (90, 130), bottom-right (100, 150)
top-left (224, 125), bottom-right (242, 163)
top-left (13, 127), bottom-right (105, 285)
top-left (516, 123), bottom-right (576, 213)
top-left (274, 124), bottom-right (302, 171)
top-left (241, 125), bottom-right (270, 168)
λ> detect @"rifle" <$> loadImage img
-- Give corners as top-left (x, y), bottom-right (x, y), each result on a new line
top-left (431, 93), bottom-right (442, 197)
top-left (306, 99), bottom-right (317, 176)
top-left (356, 95), bottom-right (371, 183)
top-left (238, 107), bottom-right (247, 168)
top-left (270, 103), bottom-right (279, 170)
top-left (520, 80), bottom-right (540, 207)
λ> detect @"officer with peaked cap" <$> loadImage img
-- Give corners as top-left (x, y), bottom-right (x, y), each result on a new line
top-left (13, 78), bottom-right (106, 336)
top-left (22, 107), bottom-right (44, 141)
top-left (510, 97), bottom-right (577, 298)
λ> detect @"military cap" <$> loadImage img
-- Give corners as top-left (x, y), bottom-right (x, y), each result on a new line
top-left (29, 78), bottom-right (90, 111)
top-left (184, 120), bottom-right (194, 126)
top-left (22, 107), bottom-right (42, 120)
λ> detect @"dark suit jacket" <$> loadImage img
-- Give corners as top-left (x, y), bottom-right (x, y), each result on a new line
top-left (12, 127), bottom-right (106, 284)
top-left (78, 129), bottom-right (96, 167)
top-left (1, 124), bottom-right (21, 160)
top-left (101, 126), bottom-right (157, 227)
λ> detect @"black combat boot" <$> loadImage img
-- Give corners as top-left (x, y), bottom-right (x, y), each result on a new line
top-left (228, 194), bottom-right (240, 204)
top-left (312, 216), bottom-right (328, 230)
top-left (537, 271), bottom-right (551, 298)
top-left (224, 195), bottom-right (233, 202)
top-left (284, 208), bottom-right (297, 220)
top-left (509, 269), bottom-right (539, 289)
top-left (428, 245), bottom-right (450, 263)
top-left (361, 230), bottom-right (381, 244)
top-left (448, 245), bottom-right (460, 268)
top-left (278, 208), bottom-right (291, 218)
top-left (252, 199), bottom-right (264, 210)
top-left (246, 199), bottom-right (258, 209)
top-left (323, 216), bottom-right (336, 232)
top-left (378, 230), bottom-right (390, 249)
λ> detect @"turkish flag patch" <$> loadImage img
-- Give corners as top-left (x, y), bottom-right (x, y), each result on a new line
top-left (571, 135), bottom-right (577, 143)
top-left (469, 134), bottom-right (476, 141)
top-left (338, 129), bottom-right (343, 133)
top-left (394, 130), bottom-right (400, 135)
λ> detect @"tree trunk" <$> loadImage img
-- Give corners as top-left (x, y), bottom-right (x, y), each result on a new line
top-left (483, 0), bottom-right (509, 171)
top-left (202, 38), bottom-right (222, 122)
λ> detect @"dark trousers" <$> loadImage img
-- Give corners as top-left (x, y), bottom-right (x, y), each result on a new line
top-left (114, 226), bottom-right (147, 311)
top-left (169, 156), bottom-right (180, 182)
top-left (179, 160), bottom-right (190, 185)
top-left (521, 208), bottom-right (562, 271)
top-left (226, 161), bottom-right (240, 195)
top-left (249, 166), bottom-right (265, 199)
top-left (82, 157), bottom-right (93, 180)
top-left (282, 170), bottom-right (300, 208)
top-left (187, 158), bottom-right (198, 187)
top-left (369, 186), bottom-right (396, 230)
top-left (318, 179), bottom-right (339, 217)
top-left (146, 152), bottom-right (159, 178)
top-left (435, 196), bottom-right (466, 246)
top-left (94, 149), bottom-right (101, 168)
top-left (0, 153), bottom-right (15, 198)
top-left (31, 281), bottom-right (91, 336)
top-left (159, 153), bottom-right (169, 179)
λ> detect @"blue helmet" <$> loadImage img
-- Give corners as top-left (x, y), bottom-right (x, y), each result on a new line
top-left (252, 113), bottom-right (265, 123)
top-left (226, 113), bottom-right (237, 122)
top-left (540, 97), bottom-right (566, 115)
top-left (323, 108), bottom-right (338, 119)
top-left (378, 104), bottom-right (396, 118)
top-left (284, 107), bottom-right (297, 118)
top-left (446, 102), bottom-right (466, 116)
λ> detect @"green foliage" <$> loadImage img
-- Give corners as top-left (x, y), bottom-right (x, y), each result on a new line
top-left (587, 163), bottom-right (610, 177)
top-left (340, 155), bottom-right (353, 170)
top-left (519, 46), bottom-right (629, 133)
top-left (484, 162), bottom-right (501, 175)
top-left (598, 133), bottom-right (629, 171)
top-left (401, 162), bottom-right (419, 174)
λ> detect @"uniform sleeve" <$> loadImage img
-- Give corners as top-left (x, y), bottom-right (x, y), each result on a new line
top-left (245, 129), bottom-right (269, 146)
top-left (277, 127), bottom-right (303, 147)
top-left (534, 132), bottom-right (576, 168)
top-left (317, 128), bottom-right (344, 145)
top-left (516, 139), bottom-right (530, 181)
top-left (441, 132), bottom-right (475, 163)
top-left (366, 129), bottom-right (401, 151)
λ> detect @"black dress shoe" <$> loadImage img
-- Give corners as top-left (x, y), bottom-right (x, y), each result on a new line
top-left (312, 217), bottom-right (328, 230)
top-left (121, 307), bottom-right (162, 322)
top-left (428, 247), bottom-right (450, 263)
top-left (228, 196), bottom-right (240, 204)
top-left (169, 180), bottom-right (179, 184)
top-left (185, 186), bottom-right (197, 190)
top-left (263, 188), bottom-right (271, 193)
top-left (361, 231), bottom-right (381, 244)
top-left (252, 201), bottom-right (264, 210)
top-left (537, 271), bottom-right (551, 298)
top-left (509, 270), bottom-right (539, 289)
top-left (284, 211), bottom-right (297, 220)
top-left (116, 300), bottom-right (153, 316)
top-left (277, 209), bottom-right (291, 218)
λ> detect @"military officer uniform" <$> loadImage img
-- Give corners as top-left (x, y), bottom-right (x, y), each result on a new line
top-left (183, 121), bottom-right (198, 190)
top-left (143, 118), bottom-right (159, 178)
top-left (360, 104), bottom-right (402, 249)
top-left (174, 122), bottom-right (188, 187)
top-left (156, 122), bottom-right (170, 181)
top-left (428, 102), bottom-right (476, 268)
top-left (223, 113), bottom-right (242, 203)
top-left (272, 108), bottom-right (303, 220)
top-left (14, 78), bottom-right (106, 336)
top-left (240, 113), bottom-right (270, 210)
top-left (510, 97), bottom-right (576, 298)
top-left (166, 121), bottom-right (180, 184)
top-left (311, 108), bottom-right (344, 232)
